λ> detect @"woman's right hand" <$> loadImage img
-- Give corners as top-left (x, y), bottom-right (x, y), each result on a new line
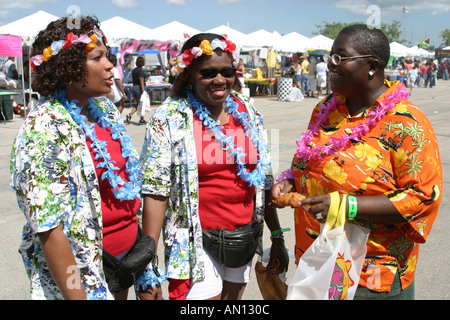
top-left (138, 285), bottom-right (163, 300)
top-left (269, 180), bottom-right (295, 207)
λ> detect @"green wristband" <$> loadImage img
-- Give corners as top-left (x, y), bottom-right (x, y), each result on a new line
top-left (271, 228), bottom-right (291, 236)
top-left (347, 196), bottom-right (358, 220)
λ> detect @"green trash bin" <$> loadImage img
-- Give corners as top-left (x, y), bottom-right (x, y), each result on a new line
top-left (0, 92), bottom-right (15, 121)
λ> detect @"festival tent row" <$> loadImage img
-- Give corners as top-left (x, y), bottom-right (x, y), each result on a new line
top-left (389, 41), bottom-right (434, 59)
top-left (103, 16), bottom-right (331, 54)
top-left (1, 10), bottom-right (436, 70)
top-left (219, 28), bottom-right (331, 53)
top-left (0, 10), bottom-right (328, 57)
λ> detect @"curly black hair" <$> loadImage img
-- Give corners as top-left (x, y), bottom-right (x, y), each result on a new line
top-left (170, 33), bottom-right (242, 98)
top-left (31, 15), bottom-right (107, 96)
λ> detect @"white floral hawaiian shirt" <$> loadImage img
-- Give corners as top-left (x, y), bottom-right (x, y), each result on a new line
top-left (10, 95), bottom-right (137, 300)
top-left (140, 90), bottom-right (273, 283)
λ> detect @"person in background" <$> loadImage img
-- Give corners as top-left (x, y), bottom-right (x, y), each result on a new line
top-left (442, 59), bottom-right (448, 80)
top-left (140, 33), bottom-right (289, 300)
top-left (4, 57), bottom-right (19, 80)
top-left (307, 57), bottom-right (317, 98)
top-left (315, 56), bottom-right (327, 99)
top-left (126, 55), bottom-right (146, 124)
top-left (421, 61), bottom-right (430, 88)
top-left (236, 58), bottom-right (246, 92)
top-left (430, 60), bottom-right (437, 87)
top-left (408, 65), bottom-right (418, 95)
top-left (300, 56), bottom-right (310, 96)
top-left (272, 24), bottom-right (442, 300)
top-left (167, 57), bottom-right (178, 84)
top-left (10, 15), bottom-right (161, 300)
top-left (109, 54), bottom-right (128, 113)
top-left (292, 60), bottom-right (302, 90)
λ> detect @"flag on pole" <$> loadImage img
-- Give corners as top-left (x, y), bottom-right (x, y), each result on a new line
top-left (417, 37), bottom-right (430, 48)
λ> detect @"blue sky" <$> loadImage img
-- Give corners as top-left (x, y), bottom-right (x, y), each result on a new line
top-left (0, 0), bottom-right (449, 47)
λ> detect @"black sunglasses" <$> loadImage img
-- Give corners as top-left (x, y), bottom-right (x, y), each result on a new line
top-left (198, 67), bottom-right (237, 79)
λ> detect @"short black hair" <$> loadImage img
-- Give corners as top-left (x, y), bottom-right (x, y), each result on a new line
top-left (337, 24), bottom-right (390, 71)
top-left (135, 56), bottom-right (145, 67)
top-left (109, 54), bottom-right (117, 67)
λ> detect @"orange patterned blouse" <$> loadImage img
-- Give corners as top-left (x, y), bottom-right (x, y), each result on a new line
top-left (292, 80), bottom-right (443, 292)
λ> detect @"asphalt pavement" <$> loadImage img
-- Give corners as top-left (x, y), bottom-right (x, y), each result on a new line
top-left (1, 80), bottom-right (448, 300)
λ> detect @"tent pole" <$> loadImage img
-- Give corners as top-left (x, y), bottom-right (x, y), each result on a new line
top-left (19, 56), bottom-right (26, 114)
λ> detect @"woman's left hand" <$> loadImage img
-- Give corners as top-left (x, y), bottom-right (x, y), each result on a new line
top-left (300, 194), bottom-right (332, 223)
top-left (268, 238), bottom-right (289, 274)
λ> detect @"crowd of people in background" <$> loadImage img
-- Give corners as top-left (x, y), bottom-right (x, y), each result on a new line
top-left (289, 55), bottom-right (328, 99)
top-left (4, 43), bottom-right (447, 112)
top-left (287, 54), bottom-right (449, 98)
top-left (394, 57), bottom-right (449, 94)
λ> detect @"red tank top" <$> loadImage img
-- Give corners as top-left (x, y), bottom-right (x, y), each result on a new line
top-left (194, 98), bottom-right (257, 230)
top-left (86, 124), bottom-right (139, 257)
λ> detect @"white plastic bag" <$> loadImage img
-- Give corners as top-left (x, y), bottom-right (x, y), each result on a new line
top-left (287, 192), bottom-right (369, 300)
top-left (137, 91), bottom-right (151, 117)
top-left (286, 87), bottom-right (304, 102)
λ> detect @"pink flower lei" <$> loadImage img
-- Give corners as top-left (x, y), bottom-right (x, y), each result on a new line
top-left (296, 82), bottom-right (409, 163)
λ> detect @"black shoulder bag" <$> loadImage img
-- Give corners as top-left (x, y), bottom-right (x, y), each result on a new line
top-left (102, 227), bottom-right (158, 294)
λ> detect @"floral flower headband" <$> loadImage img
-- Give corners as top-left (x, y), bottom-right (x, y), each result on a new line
top-left (177, 38), bottom-right (239, 73)
top-left (30, 27), bottom-right (107, 72)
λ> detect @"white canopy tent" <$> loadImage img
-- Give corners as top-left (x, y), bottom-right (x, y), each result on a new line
top-left (206, 25), bottom-right (248, 48)
top-left (275, 32), bottom-right (309, 53)
top-left (0, 10), bottom-right (59, 45)
top-left (271, 31), bottom-right (284, 51)
top-left (242, 29), bottom-right (281, 50)
top-left (408, 46), bottom-right (434, 59)
top-left (390, 42), bottom-right (411, 58)
top-left (307, 34), bottom-right (333, 50)
top-left (101, 16), bottom-right (155, 45)
top-left (151, 21), bottom-right (201, 42)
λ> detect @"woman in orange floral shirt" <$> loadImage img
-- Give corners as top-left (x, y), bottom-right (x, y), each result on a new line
top-left (272, 25), bottom-right (442, 299)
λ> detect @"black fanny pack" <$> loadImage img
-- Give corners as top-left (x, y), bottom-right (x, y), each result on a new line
top-left (103, 227), bottom-right (157, 294)
top-left (202, 219), bottom-right (261, 268)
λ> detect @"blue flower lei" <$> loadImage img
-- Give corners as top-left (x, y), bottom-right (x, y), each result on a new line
top-left (52, 91), bottom-right (142, 201)
top-left (187, 91), bottom-right (270, 187)
top-left (135, 268), bottom-right (167, 292)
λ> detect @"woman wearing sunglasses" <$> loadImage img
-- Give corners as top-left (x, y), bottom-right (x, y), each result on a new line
top-left (140, 33), bottom-right (288, 300)
top-left (272, 25), bottom-right (442, 300)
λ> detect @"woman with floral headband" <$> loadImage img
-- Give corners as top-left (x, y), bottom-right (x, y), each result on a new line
top-left (10, 16), bottom-right (164, 300)
top-left (272, 25), bottom-right (442, 300)
top-left (140, 33), bottom-right (289, 300)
